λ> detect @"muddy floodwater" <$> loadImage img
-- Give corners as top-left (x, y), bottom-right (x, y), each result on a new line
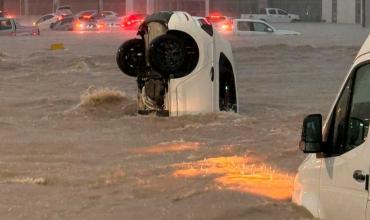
top-left (0, 23), bottom-right (367, 219)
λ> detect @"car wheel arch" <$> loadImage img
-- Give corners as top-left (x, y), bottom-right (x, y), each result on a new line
top-left (219, 53), bottom-right (237, 112)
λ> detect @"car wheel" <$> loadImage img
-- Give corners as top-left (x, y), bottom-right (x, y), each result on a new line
top-left (149, 34), bottom-right (186, 77)
top-left (116, 38), bottom-right (145, 77)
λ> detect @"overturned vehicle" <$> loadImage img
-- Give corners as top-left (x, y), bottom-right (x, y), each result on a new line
top-left (116, 11), bottom-right (238, 116)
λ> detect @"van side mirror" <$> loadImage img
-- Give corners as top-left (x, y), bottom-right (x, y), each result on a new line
top-left (300, 114), bottom-right (323, 153)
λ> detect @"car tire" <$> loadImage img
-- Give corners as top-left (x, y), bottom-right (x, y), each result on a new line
top-left (116, 38), bottom-right (145, 77)
top-left (149, 34), bottom-right (186, 77)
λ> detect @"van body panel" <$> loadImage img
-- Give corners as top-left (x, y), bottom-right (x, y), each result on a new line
top-left (292, 154), bottom-right (322, 218)
top-left (319, 144), bottom-right (369, 220)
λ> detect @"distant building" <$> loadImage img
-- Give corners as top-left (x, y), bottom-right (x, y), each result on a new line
top-left (322, 0), bottom-right (363, 24)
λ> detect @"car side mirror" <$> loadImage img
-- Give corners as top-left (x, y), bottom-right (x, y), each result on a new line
top-left (300, 114), bottom-right (323, 153)
top-left (266, 27), bottom-right (273, 33)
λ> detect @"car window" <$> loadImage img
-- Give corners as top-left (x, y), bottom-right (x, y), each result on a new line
top-left (237, 21), bottom-right (251, 31)
top-left (253, 22), bottom-right (269, 32)
top-left (324, 64), bottom-right (370, 155)
top-left (0, 19), bottom-right (12, 30)
top-left (61, 17), bottom-right (73, 25)
top-left (278, 10), bottom-right (288, 15)
top-left (268, 9), bottom-right (277, 15)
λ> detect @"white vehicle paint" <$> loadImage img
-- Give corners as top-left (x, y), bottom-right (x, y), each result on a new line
top-left (242, 8), bottom-right (300, 23)
top-left (232, 19), bottom-right (300, 36)
top-left (293, 35), bottom-right (370, 220)
top-left (116, 11), bottom-right (238, 116)
top-left (34, 14), bottom-right (60, 30)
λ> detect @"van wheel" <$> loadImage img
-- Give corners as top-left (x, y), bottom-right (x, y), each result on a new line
top-left (116, 38), bottom-right (145, 77)
top-left (149, 34), bottom-right (186, 77)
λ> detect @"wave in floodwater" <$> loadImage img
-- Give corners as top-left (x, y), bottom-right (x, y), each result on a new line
top-left (64, 86), bottom-right (137, 117)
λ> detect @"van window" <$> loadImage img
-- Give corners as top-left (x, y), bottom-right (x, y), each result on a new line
top-left (324, 64), bottom-right (370, 155)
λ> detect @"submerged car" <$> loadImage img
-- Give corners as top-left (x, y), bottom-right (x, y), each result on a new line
top-left (73, 10), bottom-right (106, 31)
top-left (0, 18), bottom-right (39, 36)
top-left (34, 13), bottom-right (62, 30)
top-left (50, 15), bottom-right (74, 31)
top-left (232, 19), bottom-right (300, 35)
top-left (293, 35), bottom-right (370, 220)
top-left (116, 11), bottom-right (238, 116)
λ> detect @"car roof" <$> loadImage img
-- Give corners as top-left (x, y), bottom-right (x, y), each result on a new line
top-left (234, 18), bottom-right (269, 23)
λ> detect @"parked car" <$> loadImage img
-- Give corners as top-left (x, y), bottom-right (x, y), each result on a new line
top-left (56, 5), bottom-right (73, 16)
top-left (98, 11), bottom-right (121, 28)
top-left (293, 35), bottom-right (370, 220)
top-left (34, 13), bottom-right (62, 30)
top-left (73, 10), bottom-right (106, 31)
top-left (116, 11), bottom-right (238, 116)
top-left (205, 13), bottom-right (233, 32)
top-left (232, 19), bottom-right (300, 35)
top-left (50, 15), bottom-right (74, 31)
top-left (241, 8), bottom-right (300, 23)
top-left (101, 11), bottom-right (119, 19)
top-left (0, 18), bottom-right (39, 36)
top-left (120, 13), bottom-right (147, 30)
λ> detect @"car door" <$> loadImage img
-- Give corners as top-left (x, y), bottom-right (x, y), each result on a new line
top-left (319, 63), bottom-right (370, 220)
top-left (267, 9), bottom-right (278, 22)
top-left (277, 9), bottom-right (290, 22)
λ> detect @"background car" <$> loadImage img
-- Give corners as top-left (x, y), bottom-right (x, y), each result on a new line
top-left (0, 18), bottom-right (39, 36)
top-left (101, 11), bottom-right (119, 19)
top-left (34, 13), bottom-right (62, 30)
top-left (73, 10), bottom-right (106, 31)
top-left (55, 5), bottom-right (73, 16)
top-left (206, 13), bottom-right (233, 32)
top-left (50, 15), bottom-right (74, 31)
top-left (120, 14), bottom-right (147, 30)
top-left (242, 8), bottom-right (300, 23)
top-left (232, 19), bottom-right (300, 35)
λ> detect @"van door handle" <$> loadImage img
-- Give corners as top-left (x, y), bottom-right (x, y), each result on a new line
top-left (353, 170), bottom-right (366, 182)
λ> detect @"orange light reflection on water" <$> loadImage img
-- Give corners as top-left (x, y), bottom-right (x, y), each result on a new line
top-left (173, 156), bottom-right (294, 201)
top-left (132, 141), bottom-right (201, 154)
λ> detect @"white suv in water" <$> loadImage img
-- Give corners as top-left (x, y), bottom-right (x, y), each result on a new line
top-left (116, 11), bottom-right (238, 116)
top-left (293, 36), bottom-right (370, 219)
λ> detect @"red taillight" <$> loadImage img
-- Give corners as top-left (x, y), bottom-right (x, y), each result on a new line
top-left (97, 22), bottom-right (106, 29)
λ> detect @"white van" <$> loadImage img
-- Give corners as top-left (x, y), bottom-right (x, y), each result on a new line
top-left (293, 36), bottom-right (370, 219)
